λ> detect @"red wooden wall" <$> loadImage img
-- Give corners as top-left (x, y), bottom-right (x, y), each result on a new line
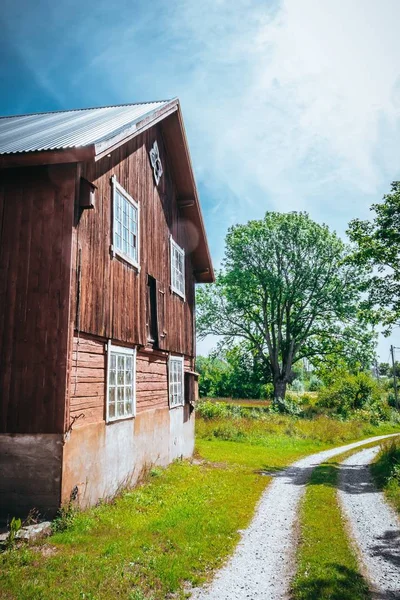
top-left (0, 164), bottom-right (75, 433)
top-left (69, 123), bottom-right (195, 354)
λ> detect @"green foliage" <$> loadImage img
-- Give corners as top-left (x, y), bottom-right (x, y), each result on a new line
top-left (308, 375), bottom-right (323, 391)
top-left (1, 517), bottom-right (22, 551)
top-left (196, 400), bottom-right (230, 420)
top-left (347, 181), bottom-right (400, 333)
top-left (379, 362), bottom-right (391, 377)
top-left (195, 355), bottom-right (231, 398)
top-left (318, 371), bottom-right (388, 421)
top-left (291, 379), bottom-right (304, 393)
top-left (196, 343), bottom-right (272, 399)
top-left (371, 438), bottom-right (400, 514)
top-left (197, 211), bottom-right (374, 401)
top-left (51, 502), bottom-right (77, 533)
top-left (270, 392), bottom-right (303, 416)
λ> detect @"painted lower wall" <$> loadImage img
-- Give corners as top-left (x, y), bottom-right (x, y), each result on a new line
top-left (0, 434), bottom-right (63, 522)
top-left (61, 405), bottom-right (195, 508)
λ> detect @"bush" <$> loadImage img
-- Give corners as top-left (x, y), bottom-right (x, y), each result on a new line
top-left (318, 372), bottom-right (387, 421)
top-left (291, 379), bottom-right (304, 393)
top-left (261, 383), bottom-right (274, 399)
top-left (271, 392), bottom-right (303, 416)
top-left (196, 400), bottom-right (229, 420)
top-left (309, 375), bottom-right (323, 392)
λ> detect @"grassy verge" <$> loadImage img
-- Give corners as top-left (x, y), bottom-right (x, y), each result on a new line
top-left (1, 416), bottom-right (398, 600)
top-left (371, 438), bottom-right (400, 514)
top-left (291, 440), bottom-right (391, 600)
top-left (0, 461), bottom-right (267, 600)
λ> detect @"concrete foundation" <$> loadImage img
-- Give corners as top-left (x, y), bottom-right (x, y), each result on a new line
top-left (0, 407), bottom-right (195, 519)
top-left (61, 405), bottom-right (195, 508)
top-left (0, 434), bottom-right (63, 522)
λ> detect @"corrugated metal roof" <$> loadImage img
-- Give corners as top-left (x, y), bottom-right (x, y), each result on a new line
top-left (0, 100), bottom-right (171, 154)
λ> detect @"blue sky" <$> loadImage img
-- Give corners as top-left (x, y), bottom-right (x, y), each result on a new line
top-left (1, 0), bottom-right (400, 360)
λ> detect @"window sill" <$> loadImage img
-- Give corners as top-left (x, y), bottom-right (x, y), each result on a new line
top-left (106, 414), bottom-right (135, 424)
top-left (112, 247), bottom-right (141, 272)
top-left (169, 403), bottom-right (184, 410)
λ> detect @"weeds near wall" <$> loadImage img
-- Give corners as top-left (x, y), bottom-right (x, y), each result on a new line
top-left (51, 503), bottom-right (77, 533)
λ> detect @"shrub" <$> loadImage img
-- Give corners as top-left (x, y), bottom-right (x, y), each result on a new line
top-left (309, 375), bottom-right (323, 392)
top-left (196, 400), bottom-right (229, 420)
top-left (291, 379), bottom-right (304, 393)
top-left (261, 383), bottom-right (274, 399)
top-left (271, 392), bottom-right (303, 416)
top-left (318, 372), bottom-right (382, 418)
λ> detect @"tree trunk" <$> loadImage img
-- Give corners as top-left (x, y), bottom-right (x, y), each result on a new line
top-left (273, 379), bottom-right (287, 403)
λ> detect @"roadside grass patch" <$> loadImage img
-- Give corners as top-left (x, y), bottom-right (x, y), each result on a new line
top-left (291, 441), bottom-right (390, 600)
top-left (196, 413), bottom-right (399, 447)
top-left (0, 461), bottom-right (267, 600)
top-left (371, 437), bottom-right (400, 514)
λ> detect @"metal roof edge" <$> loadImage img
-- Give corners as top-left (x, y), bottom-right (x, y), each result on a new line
top-left (94, 99), bottom-right (179, 159)
top-left (0, 99), bottom-right (173, 121)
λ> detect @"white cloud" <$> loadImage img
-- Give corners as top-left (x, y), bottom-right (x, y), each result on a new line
top-left (165, 0), bottom-right (400, 232)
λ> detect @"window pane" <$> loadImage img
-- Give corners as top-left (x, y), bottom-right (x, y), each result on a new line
top-left (109, 402), bottom-right (115, 418)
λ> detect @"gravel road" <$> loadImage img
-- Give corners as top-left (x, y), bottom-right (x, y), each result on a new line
top-left (191, 434), bottom-right (398, 600)
top-left (338, 445), bottom-right (400, 600)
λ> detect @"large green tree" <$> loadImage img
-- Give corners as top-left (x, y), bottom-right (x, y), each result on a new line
top-left (197, 212), bottom-right (374, 402)
top-left (347, 181), bottom-right (400, 333)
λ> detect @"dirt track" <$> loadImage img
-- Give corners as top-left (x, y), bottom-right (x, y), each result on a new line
top-left (338, 446), bottom-right (400, 600)
top-left (192, 434), bottom-right (399, 600)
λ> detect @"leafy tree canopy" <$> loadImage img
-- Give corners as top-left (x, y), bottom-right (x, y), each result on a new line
top-left (347, 181), bottom-right (400, 333)
top-left (197, 212), bottom-right (375, 402)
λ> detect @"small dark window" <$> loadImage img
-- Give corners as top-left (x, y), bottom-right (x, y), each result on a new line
top-left (146, 275), bottom-right (158, 346)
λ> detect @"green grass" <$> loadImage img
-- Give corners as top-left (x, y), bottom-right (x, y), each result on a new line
top-left (291, 440), bottom-right (392, 600)
top-left (1, 416), bottom-right (398, 600)
top-left (371, 438), bottom-right (400, 514)
top-left (0, 461), bottom-right (267, 600)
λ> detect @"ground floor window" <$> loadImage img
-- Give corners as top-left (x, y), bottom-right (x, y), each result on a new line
top-left (106, 343), bottom-right (136, 421)
top-left (168, 355), bottom-right (184, 408)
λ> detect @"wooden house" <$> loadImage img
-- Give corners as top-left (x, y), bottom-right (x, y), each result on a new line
top-left (0, 99), bottom-right (214, 520)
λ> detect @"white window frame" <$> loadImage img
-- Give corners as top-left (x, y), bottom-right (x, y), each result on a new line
top-left (106, 342), bottom-right (136, 422)
top-left (168, 355), bottom-right (185, 408)
top-left (170, 236), bottom-right (185, 300)
top-left (111, 175), bottom-right (140, 270)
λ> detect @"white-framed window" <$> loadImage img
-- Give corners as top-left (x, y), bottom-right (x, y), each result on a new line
top-left (111, 175), bottom-right (140, 269)
top-left (168, 355), bottom-right (184, 408)
top-left (106, 342), bottom-right (136, 422)
top-left (170, 237), bottom-right (185, 299)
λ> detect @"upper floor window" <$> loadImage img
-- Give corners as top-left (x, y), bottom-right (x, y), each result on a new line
top-left (170, 237), bottom-right (185, 299)
top-left (106, 343), bottom-right (136, 422)
top-left (111, 176), bottom-right (139, 269)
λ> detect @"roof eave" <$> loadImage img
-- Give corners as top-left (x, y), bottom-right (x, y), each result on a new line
top-left (0, 145), bottom-right (95, 168)
top-left (161, 104), bottom-right (215, 283)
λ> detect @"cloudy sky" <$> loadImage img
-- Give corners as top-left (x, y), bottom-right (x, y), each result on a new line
top-left (1, 0), bottom-right (400, 360)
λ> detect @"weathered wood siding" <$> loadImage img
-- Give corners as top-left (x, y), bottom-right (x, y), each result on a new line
top-left (70, 124), bottom-right (195, 355)
top-left (69, 333), bottom-right (194, 428)
top-left (0, 164), bottom-right (75, 434)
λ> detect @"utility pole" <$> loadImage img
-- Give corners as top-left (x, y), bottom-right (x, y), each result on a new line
top-left (390, 345), bottom-right (399, 410)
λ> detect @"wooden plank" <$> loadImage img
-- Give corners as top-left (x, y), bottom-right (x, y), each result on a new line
top-left (71, 382), bottom-right (104, 398)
